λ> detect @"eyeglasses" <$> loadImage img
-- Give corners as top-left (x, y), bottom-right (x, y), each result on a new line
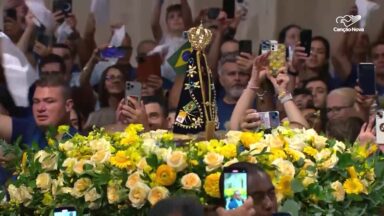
top-left (326, 105), bottom-right (352, 113)
top-left (105, 75), bottom-right (123, 81)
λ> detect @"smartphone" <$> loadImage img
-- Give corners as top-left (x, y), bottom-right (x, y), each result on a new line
top-left (36, 25), bottom-right (51, 47)
top-left (137, 54), bottom-right (162, 82)
top-left (223, 167), bottom-right (247, 210)
top-left (268, 44), bottom-right (286, 77)
top-left (100, 47), bottom-right (128, 59)
top-left (300, 29), bottom-right (312, 57)
top-left (207, 7), bottom-right (221, 20)
top-left (53, 0), bottom-right (72, 16)
top-left (259, 40), bottom-right (277, 55)
top-left (239, 40), bottom-right (252, 54)
top-left (125, 81), bottom-right (142, 107)
top-left (376, 110), bottom-right (384, 144)
top-left (223, 0), bottom-right (235, 19)
top-left (54, 207), bottom-right (77, 216)
top-left (358, 63), bottom-right (376, 95)
top-left (5, 9), bottom-right (17, 21)
top-left (258, 111), bottom-right (280, 129)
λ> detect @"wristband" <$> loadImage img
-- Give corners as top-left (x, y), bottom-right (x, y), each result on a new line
top-left (279, 93), bottom-right (293, 104)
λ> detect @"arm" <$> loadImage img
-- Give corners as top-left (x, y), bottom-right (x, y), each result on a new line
top-left (0, 115), bottom-right (12, 143)
top-left (79, 49), bottom-right (99, 87)
top-left (151, 0), bottom-right (163, 43)
top-left (207, 29), bottom-right (223, 80)
top-left (267, 70), bottom-right (309, 129)
top-left (16, 12), bottom-right (35, 55)
top-left (331, 32), bottom-right (353, 81)
top-left (180, 0), bottom-right (193, 29)
top-left (79, 13), bottom-right (97, 67)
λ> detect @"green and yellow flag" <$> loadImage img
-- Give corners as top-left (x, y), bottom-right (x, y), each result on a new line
top-left (167, 42), bottom-right (192, 74)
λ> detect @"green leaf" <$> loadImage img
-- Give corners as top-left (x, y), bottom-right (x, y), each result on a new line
top-left (374, 160), bottom-right (384, 178)
top-left (291, 179), bottom-right (304, 193)
top-left (280, 199), bottom-right (300, 216)
top-left (146, 154), bottom-right (159, 167)
top-left (337, 153), bottom-right (353, 168)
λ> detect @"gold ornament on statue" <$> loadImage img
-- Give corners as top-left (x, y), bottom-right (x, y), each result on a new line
top-left (187, 22), bottom-right (212, 51)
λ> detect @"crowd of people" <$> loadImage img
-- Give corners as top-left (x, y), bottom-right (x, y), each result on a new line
top-left (1, 0), bottom-right (384, 215)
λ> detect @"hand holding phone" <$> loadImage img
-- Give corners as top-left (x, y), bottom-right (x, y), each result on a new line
top-left (125, 81), bottom-right (142, 107)
top-left (258, 111), bottom-right (280, 129)
top-left (239, 40), bottom-right (252, 54)
top-left (223, 167), bottom-right (247, 210)
top-left (137, 54), bottom-right (162, 83)
top-left (268, 43), bottom-right (286, 77)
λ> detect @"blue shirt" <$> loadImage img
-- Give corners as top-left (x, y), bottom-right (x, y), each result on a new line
top-left (216, 93), bottom-right (236, 131)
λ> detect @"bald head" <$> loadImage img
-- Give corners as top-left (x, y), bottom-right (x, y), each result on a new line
top-left (326, 87), bottom-right (356, 121)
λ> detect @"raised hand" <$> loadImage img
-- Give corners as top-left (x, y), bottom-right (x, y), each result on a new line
top-left (236, 52), bottom-right (254, 73)
top-left (248, 53), bottom-right (269, 89)
top-left (291, 42), bottom-right (308, 72)
top-left (266, 67), bottom-right (289, 95)
top-left (240, 109), bottom-right (262, 131)
top-left (357, 116), bottom-right (376, 146)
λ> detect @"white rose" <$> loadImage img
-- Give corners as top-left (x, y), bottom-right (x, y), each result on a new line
top-left (34, 150), bottom-right (58, 171)
top-left (203, 152), bottom-right (224, 172)
top-left (126, 171), bottom-right (143, 189)
top-left (330, 181), bottom-right (345, 202)
top-left (180, 173), bottom-right (201, 190)
top-left (287, 134), bottom-right (306, 151)
top-left (107, 184), bottom-right (120, 204)
top-left (36, 173), bottom-right (52, 192)
top-left (59, 141), bottom-right (74, 152)
top-left (91, 149), bottom-right (111, 164)
top-left (8, 185), bottom-right (33, 205)
top-left (72, 178), bottom-right (92, 198)
top-left (333, 141), bottom-right (346, 153)
top-left (303, 129), bottom-right (318, 141)
top-left (225, 131), bottom-right (243, 144)
top-left (136, 158), bottom-right (148, 170)
top-left (314, 149), bottom-right (339, 170)
top-left (128, 182), bottom-right (150, 208)
top-left (73, 160), bottom-right (94, 175)
top-left (155, 147), bottom-right (172, 162)
top-left (249, 143), bottom-right (269, 155)
top-left (142, 138), bottom-right (157, 155)
top-left (272, 158), bottom-right (295, 179)
top-left (166, 150), bottom-right (188, 172)
top-left (89, 138), bottom-right (111, 152)
top-left (147, 186), bottom-right (170, 205)
top-left (84, 188), bottom-right (101, 203)
top-left (8, 184), bottom-right (21, 203)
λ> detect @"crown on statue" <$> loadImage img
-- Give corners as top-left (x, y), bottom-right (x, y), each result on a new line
top-left (187, 22), bottom-right (212, 51)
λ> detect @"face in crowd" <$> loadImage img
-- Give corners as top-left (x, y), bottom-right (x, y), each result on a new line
top-left (145, 102), bottom-right (168, 131)
top-left (305, 80), bottom-right (328, 108)
top-left (32, 86), bottom-right (72, 129)
top-left (104, 67), bottom-right (125, 95)
top-left (51, 46), bottom-right (74, 80)
top-left (166, 8), bottom-right (184, 33)
top-left (326, 88), bottom-right (355, 121)
top-left (373, 44), bottom-right (384, 76)
top-left (284, 26), bottom-right (301, 48)
top-left (306, 39), bottom-right (328, 71)
top-left (219, 61), bottom-right (250, 101)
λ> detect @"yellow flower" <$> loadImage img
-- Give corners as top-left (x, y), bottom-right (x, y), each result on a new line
top-left (147, 186), bottom-right (170, 206)
top-left (272, 158), bottom-right (295, 180)
top-left (125, 124), bottom-right (144, 133)
top-left (128, 182), bottom-right (150, 208)
top-left (47, 138), bottom-right (55, 147)
top-left (204, 172), bottom-right (221, 198)
top-left (220, 143), bottom-right (237, 159)
top-left (284, 148), bottom-right (305, 162)
top-left (42, 193), bottom-right (53, 206)
top-left (156, 164), bottom-right (177, 186)
top-left (110, 151), bottom-right (133, 169)
top-left (269, 148), bottom-right (287, 162)
top-left (303, 146), bottom-right (318, 157)
top-left (161, 132), bottom-right (174, 142)
top-left (181, 173), bottom-right (201, 190)
top-left (91, 149), bottom-right (111, 164)
top-left (166, 150), bottom-right (188, 172)
top-left (347, 166), bottom-right (358, 179)
top-left (203, 152), bottom-right (224, 172)
top-left (126, 171), bottom-right (143, 189)
top-left (189, 159), bottom-right (199, 166)
top-left (240, 132), bottom-right (263, 149)
top-left (314, 149), bottom-right (338, 170)
top-left (275, 175), bottom-right (293, 202)
top-left (73, 178), bottom-right (92, 197)
top-left (343, 178), bottom-right (365, 194)
top-left (120, 133), bottom-right (140, 146)
top-left (355, 143), bottom-right (378, 159)
top-left (107, 184), bottom-right (120, 204)
top-left (58, 125), bottom-right (69, 134)
top-left (36, 173), bottom-right (52, 192)
top-left (330, 181), bottom-right (345, 202)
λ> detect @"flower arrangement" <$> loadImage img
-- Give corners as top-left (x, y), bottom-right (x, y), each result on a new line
top-left (2, 123), bottom-right (384, 215)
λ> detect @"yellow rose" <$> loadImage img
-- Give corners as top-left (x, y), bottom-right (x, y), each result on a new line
top-left (204, 172), bottom-right (221, 198)
top-left (166, 150), bottom-right (188, 172)
top-left (240, 132), bottom-right (263, 149)
top-left (34, 150), bottom-right (58, 171)
top-left (36, 173), bottom-right (52, 192)
top-left (73, 160), bottom-right (94, 175)
top-left (91, 149), bottom-right (111, 164)
top-left (225, 131), bottom-right (242, 144)
top-left (272, 158), bottom-right (295, 179)
top-left (203, 152), bottom-right (224, 172)
top-left (59, 141), bottom-right (74, 152)
top-left (249, 143), bottom-right (269, 155)
top-left (156, 164), bottom-right (176, 186)
top-left (330, 181), bottom-right (345, 202)
top-left (107, 184), bottom-right (120, 204)
top-left (128, 182), bottom-right (150, 208)
top-left (126, 171), bottom-right (143, 189)
top-left (314, 149), bottom-right (338, 170)
top-left (136, 158), bottom-right (148, 170)
top-left (287, 135), bottom-right (306, 151)
top-left (8, 184), bottom-right (33, 205)
top-left (313, 135), bottom-right (327, 150)
top-left (180, 173), bottom-right (201, 190)
top-left (147, 186), bottom-right (170, 205)
top-left (73, 178), bottom-right (92, 198)
top-left (302, 176), bottom-right (317, 187)
top-left (84, 188), bottom-right (101, 203)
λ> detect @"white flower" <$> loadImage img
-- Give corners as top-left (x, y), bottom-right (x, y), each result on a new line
top-left (203, 152), bottom-right (224, 172)
top-left (34, 150), bottom-right (58, 171)
top-left (287, 134), bottom-right (306, 151)
top-left (333, 141), bottom-right (346, 153)
top-left (8, 184), bottom-right (32, 205)
top-left (73, 160), bottom-right (94, 175)
top-left (84, 188), bottom-right (101, 203)
top-left (125, 171), bottom-right (143, 189)
top-left (89, 138), bottom-right (111, 152)
top-left (91, 149), bottom-right (111, 164)
top-left (314, 149), bottom-right (339, 170)
top-left (59, 141), bottom-right (74, 152)
top-left (155, 147), bottom-right (172, 162)
top-left (313, 135), bottom-right (328, 150)
top-left (330, 181), bottom-right (345, 202)
top-left (166, 150), bottom-right (188, 172)
top-left (225, 131), bottom-right (243, 144)
top-left (147, 186), bottom-right (170, 205)
top-left (142, 138), bottom-right (157, 155)
top-left (128, 182), bottom-right (150, 208)
top-left (180, 173), bottom-right (201, 190)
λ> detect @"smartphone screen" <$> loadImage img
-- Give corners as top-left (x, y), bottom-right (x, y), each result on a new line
top-left (54, 207), bottom-right (77, 216)
top-left (300, 29), bottom-right (312, 57)
top-left (358, 63), bottom-right (376, 95)
top-left (224, 168), bottom-right (247, 210)
top-left (223, 0), bottom-right (235, 19)
top-left (207, 7), bottom-right (221, 20)
top-left (100, 47), bottom-right (127, 59)
top-left (268, 44), bottom-right (286, 77)
top-left (239, 40), bottom-right (252, 54)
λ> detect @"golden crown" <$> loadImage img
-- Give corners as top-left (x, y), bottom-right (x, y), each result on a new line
top-left (187, 22), bottom-right (212, 51)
